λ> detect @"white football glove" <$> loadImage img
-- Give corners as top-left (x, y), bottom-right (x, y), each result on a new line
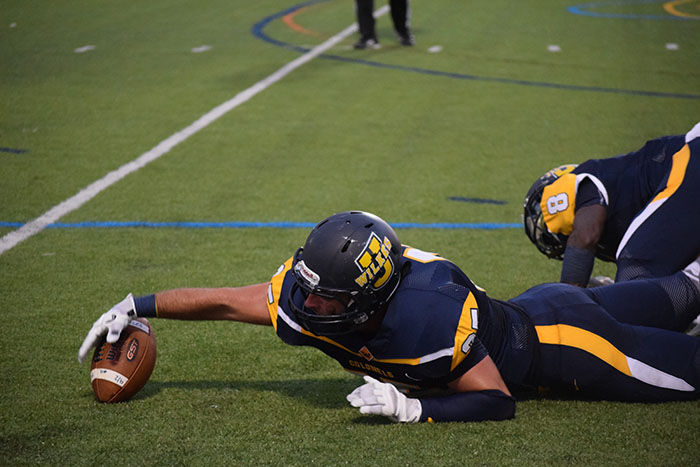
top-left (346, 375), bottom-right (422, 423)
top-left (77, 293), bottom-right (136, 363)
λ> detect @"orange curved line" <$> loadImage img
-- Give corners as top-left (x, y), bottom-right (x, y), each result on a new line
top-left (283, 7), bottom-right (322, 37)
top-left (663, 0), bottom-right (700, 18)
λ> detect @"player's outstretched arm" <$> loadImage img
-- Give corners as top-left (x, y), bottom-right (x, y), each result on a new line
top-left (77, 283), bottom-right (271, 363)
top-left (154, 284), bottom-right (272, 324)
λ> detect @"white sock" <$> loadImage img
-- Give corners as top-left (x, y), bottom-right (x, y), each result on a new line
top-left (683, 258), bottom-right (700, 289)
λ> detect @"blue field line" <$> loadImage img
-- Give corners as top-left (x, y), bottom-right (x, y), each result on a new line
top-left (321, 56), bottom-right (700, 100)
top-left (569, 1), bottom-right (700, 20)
top-left (392, 222), bottom-right (520, 229)
top-left (0, 221), bottom-right (520, 230)
top-left (448, 197), bottom-right (507, 205)
top-left (251, 1), bottom-right (700, 100)
top-left (0, 147), bottom-right (28, 154)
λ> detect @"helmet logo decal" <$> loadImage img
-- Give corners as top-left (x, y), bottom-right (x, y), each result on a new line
top-left (354, 232), bottom-right (394, 289)
top-left (545, 164), bottom-right (577, 178)
top-left (294, 260), bottom-right (320, 288)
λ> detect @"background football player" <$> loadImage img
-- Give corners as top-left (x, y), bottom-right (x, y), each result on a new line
top-left (523, 122), bottom-right (700, 299)
top-left (353, 0), bottom-right (414, 49)
top-left (79, 211), bottom-right (700, 423)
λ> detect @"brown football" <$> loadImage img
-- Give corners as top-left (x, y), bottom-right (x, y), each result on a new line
top-left (90, 318), bottom-right (157, 403)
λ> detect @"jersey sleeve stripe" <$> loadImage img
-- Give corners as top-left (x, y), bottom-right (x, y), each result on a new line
top-left (267, 257), bottom-right (294, 332)
top-left (451, 292), bottom-right (479, 371)
top-left (575, 173), bottom-right (608, 205)
top-left (277, 302), bottom-right (455, 366)
top-left (276, 305), bottom-right (386, 357)
top-left (419, 347), bottom-right (455, 364)
top-left (277, 305), bottom-right (303, 333)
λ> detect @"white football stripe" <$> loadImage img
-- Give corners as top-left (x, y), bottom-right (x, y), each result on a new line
top-left (74, 45), bottom-right (96, 53)
top-left (0, 7), bottom-right (390, 256)
top-left (91, 368), bottom-right (129, 387)
top-left (627, 357), bottom-right (694, 392)
top-left (616, 198), bottom-right (664, 259)
top-left (419, 347), bottom-right (454, 364)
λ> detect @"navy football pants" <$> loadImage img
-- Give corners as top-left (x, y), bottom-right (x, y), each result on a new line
top-left (511, 279), bottom-right (699, 402)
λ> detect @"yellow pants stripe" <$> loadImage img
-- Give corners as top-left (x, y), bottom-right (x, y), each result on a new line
top-left (535, 324), bottom-right (694, 391)
top-left (536, 324), bottom-right (631, 375)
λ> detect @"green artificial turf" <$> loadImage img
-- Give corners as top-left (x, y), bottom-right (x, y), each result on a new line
top-left (1, 0), bottom-right (698, 465)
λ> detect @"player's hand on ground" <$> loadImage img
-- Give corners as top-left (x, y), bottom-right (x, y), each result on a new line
top-left (77, 293), bottom-right (136, 363)
top-left (347, 375), bottom-right (422, 423)
top-left (587, 276), bottom-right (614, 288)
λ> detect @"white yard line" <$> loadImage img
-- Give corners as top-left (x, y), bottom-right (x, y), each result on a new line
top-left (0, 7), bottom-right (389, 256)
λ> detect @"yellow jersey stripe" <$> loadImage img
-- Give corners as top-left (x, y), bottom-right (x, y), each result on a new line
top-left (451, 293), bottom-right (478, 371)
top-left (651, 144), bottom-right (690, 203)
top-left (617, 144), bottom-right (692, 257)
top-left (267, 258), bottom-right (294, 331)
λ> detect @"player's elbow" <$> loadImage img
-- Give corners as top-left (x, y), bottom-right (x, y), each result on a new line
top-left (570, 206), bottom-right (606, 249)
top-left (568, 227), bottom-right (600, 251)
top-left (494, 394), bottom-right (516, 421)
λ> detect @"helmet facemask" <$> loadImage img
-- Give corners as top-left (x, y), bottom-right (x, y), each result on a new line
top-left (523, 196), bottom-right (566, 259)
top-left (523, 168), bottom-right (576, 260)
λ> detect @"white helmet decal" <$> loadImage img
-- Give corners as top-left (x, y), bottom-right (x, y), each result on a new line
top-left (294, 260), bottom-right (320, 288)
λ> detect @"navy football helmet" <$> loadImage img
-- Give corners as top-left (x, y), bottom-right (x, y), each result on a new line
top-left (523, 165), bottom-right (577, 259)
top-left (288, 211), bottom-right (402, 336)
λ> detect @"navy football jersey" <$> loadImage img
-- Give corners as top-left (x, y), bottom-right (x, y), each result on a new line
top-left (541, 135), bottom-right (686, 261)
top-left (266, 245), bottom-right (700, 402)
top-left (266, 246), bottom-right (537, 391)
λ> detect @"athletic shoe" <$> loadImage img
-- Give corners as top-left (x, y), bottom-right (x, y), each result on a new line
top-left (354, 37), bottom-right (381, 50)
top-left (399, 33), bottom-right (415, 46)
